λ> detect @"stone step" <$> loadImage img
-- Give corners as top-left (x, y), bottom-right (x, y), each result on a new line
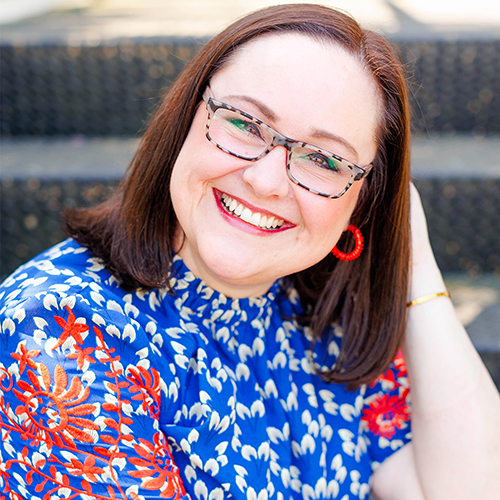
top-left (1, 37), bottom-right (499, 137)
top-left (446, 273), bottom-right (500, 390)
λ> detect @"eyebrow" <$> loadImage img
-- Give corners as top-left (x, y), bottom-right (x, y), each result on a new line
top-left (309, 128), bottom-right (359, 163)
top-left (225, 94), bottom-right (278, 122)
top-left (224, 94), bottom-right (359, 162)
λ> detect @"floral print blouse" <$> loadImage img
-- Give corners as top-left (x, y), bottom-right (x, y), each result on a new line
top-left (0, 239), bottom-right (410, 500)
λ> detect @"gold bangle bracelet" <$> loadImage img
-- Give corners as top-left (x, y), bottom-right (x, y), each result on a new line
top-left (407, 291), bottom-right (450, 308)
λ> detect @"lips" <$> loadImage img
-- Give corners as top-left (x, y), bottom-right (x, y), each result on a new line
top-left (219, 192), bottom-right (285, 230)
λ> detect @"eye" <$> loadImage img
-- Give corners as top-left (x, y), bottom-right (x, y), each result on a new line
top-left (229, 118), bottom-right (263, 139)
top-left (307, 153), bottom-right (340, 172)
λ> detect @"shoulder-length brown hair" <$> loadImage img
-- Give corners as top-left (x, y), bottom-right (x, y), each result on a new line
top-left (65, 3), bottom-right (411, 389)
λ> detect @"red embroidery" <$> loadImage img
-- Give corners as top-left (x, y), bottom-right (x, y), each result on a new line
top-left (66, 344), bottom-right (97, 370)
top-left (10, 344), bottom-right (40, 375)
top-left (52, 305), bottom-right (90, 349)
top-left (0, 306), bottom-right (187, 500)
top-left (12, 363), bottom-right (99, 450)
top-left (129, 435), bottom-right (187, 498)
top-left (361, 394), bottom-right (410, 439)
top-left (362, 351), bottom-right (411, 439)
top-left (127, 366), bottom-right (162, 419)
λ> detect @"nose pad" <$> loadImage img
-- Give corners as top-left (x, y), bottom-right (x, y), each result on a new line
top-left (242, 145), bottom-right (290, 198)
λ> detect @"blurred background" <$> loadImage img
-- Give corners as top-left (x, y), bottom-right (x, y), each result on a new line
top-left (1, 0), bottom-right (499, 385)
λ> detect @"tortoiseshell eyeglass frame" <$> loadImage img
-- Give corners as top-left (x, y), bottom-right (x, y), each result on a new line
top-left (202, 87), bottom-right (373, 199)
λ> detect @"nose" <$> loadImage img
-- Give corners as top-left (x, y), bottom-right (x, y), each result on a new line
top-left (242, 145), bottom-right (291, 199)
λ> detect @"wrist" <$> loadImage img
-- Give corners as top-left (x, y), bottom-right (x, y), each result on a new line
top-left (407, 291), bottom-right (450, 308)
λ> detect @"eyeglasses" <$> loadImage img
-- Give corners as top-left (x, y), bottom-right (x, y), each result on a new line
top-left (203, 88), bottom-right (373, 198)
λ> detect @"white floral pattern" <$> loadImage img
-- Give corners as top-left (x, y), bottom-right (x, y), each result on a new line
top-left (0, 239), bottom-right (410, 500)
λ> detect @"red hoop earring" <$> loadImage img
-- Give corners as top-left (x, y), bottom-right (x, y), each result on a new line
top-left (331, 225), bottom-right (364, 261)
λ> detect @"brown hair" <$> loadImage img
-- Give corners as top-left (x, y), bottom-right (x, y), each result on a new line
top-left (65, 4), bottom-right (411, 389)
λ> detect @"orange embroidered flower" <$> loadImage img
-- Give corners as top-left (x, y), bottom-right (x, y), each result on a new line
top-left (64, 455), bottom-right (105, 482)
top-left (11, 344), bottom-right (41, 374)
top-left (53, 306), bottom-right (90, 350)
top-left (128, 434), bottom-right (186, 499)
top-left (13, 363), bottom-right (98, 450)
top-left (127, 366), bottom-right (161, 419)
top-left (66, 345), bottom-right (97, 370)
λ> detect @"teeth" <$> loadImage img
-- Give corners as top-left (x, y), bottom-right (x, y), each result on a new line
top-left (250, 212), bottom-right (261, 225)
top-left (240, 208), bottom-right (252, 223)
top-left (220, 193), bottom-right (284, 229)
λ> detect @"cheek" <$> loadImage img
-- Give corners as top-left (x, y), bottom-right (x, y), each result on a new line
top-left (172, 133), bottom-right (241, 189)
top-left (307, 182), bottom-right (363, 233)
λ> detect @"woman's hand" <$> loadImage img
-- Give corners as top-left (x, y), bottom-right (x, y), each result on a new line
top-left (372, 183), bottom-right (500, 500)
top-left (408, 182), bottom-right (447, 300)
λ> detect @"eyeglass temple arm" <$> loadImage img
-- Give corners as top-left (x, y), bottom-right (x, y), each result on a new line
top-left (354, 163), bottom-right (373, 181)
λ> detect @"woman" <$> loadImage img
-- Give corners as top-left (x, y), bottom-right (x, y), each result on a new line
top-left (0, 4), bottom-right (498, 500)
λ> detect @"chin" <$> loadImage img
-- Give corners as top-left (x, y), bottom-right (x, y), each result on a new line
top-left (196, 244), bottom-right (276, 292)
top-left (201, 246), bottom-right (258, 280)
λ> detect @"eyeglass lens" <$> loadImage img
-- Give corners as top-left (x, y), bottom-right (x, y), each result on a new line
top-left (208, 106), bottom-right (354, 197)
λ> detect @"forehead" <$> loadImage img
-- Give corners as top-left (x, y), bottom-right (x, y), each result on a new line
top-left (209, 33), bottom-right (381, 163)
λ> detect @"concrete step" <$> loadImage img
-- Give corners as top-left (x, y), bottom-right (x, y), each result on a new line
top-left (446, 273), bottom-right (500, 390)
top-left (2, 135), bottom-right (499, 180)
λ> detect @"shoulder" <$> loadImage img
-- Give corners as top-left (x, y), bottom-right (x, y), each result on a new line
top-left (0, 239), bottom-right (196, 372)
top-left (1, 238), bottom-right (116, 306)
top-left (1, 240), bottom-right (125, 338)
top-left (0, 238), bottom-right (163, 323)
top-left (0, 239), bottom-right (162, 365)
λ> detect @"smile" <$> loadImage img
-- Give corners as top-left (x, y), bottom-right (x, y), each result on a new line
top-left (220, 193), bottom-right (284, 230)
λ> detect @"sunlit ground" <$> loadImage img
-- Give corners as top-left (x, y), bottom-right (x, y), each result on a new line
top-left (2, 0), bottom-right (500, 36)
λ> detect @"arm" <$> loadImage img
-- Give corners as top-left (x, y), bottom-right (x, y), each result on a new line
top-left (372, 184), bottom-right (500, 500)
top-left (0, 292), bottom-right (188, 500)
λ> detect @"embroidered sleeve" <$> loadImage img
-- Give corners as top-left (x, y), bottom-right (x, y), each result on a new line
top-left (360, 349), bottom-right (411, 468)
top-left (0, 291), bottom-right (190, 500)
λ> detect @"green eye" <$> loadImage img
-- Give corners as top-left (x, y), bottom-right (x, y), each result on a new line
top-left (306, 153), bottom-right (340, 172)
top-left (229, 118), bottom-right (260, 137)
top-left (229, 118), bottom-right (247, 131)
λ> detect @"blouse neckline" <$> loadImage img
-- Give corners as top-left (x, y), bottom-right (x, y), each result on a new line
top-left (165, 254), bottom-right (293, 321)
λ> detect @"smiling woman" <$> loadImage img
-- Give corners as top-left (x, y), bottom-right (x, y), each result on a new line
top-left (1, 4), bottom-right (499, 500)
top-left (169, 35), bottom-right (379, 298)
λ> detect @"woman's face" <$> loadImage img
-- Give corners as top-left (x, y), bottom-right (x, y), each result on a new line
top-left (170, 33), bottom-right (380, 298)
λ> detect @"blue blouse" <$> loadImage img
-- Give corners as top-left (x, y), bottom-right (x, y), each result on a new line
top-left (0, 239), bottom-right (410, 500)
